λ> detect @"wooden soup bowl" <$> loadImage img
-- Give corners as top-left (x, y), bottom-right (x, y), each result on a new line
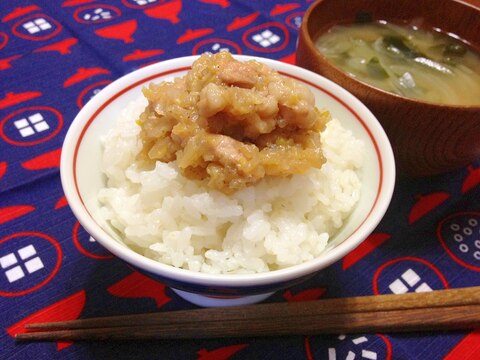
top-left (297, 0), bottom-right (480, 176)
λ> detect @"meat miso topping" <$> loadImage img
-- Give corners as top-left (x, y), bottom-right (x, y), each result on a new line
top-left (137, 52), bottom-right (330, 193)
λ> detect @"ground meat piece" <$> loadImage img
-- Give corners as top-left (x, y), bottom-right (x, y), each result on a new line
top-left (217, 60), bottom-right (258, 88)
top-left (137, 52), bottom-right (330, 194)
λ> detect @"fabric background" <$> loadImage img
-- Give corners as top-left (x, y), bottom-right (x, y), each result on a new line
top-left (1, 1), bottom-right (479, 359)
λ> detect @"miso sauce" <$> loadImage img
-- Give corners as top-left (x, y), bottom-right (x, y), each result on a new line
top-left (315, 22), bottom-right (480, 106)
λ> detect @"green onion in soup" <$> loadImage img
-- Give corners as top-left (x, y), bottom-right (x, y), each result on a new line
top-left (315, 21), bottom-right (480, 106)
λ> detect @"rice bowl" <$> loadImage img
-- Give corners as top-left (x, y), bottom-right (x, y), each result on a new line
top-left (60, 55), bottom-right (395, 306)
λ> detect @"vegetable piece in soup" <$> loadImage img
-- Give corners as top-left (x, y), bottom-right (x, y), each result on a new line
top-left (137, 52), bottom-right (330, 194)
top-left (315, 21), bottom-right (480, 106)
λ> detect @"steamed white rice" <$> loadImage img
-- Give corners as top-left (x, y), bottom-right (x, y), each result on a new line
top-left (98, 97), bottom-right (365, 274)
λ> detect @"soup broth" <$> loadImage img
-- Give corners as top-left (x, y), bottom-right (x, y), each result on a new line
top-left (315, 21), bottom-right (480, 106)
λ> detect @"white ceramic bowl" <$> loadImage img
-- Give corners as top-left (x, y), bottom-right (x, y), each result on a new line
top-left (60, 55), bottom-right (395, 307)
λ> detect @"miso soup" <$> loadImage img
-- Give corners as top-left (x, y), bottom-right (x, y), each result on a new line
top-left (315, 21), bottom-right (480, 106)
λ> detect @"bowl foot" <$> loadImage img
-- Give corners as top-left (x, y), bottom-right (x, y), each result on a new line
top-left (171, 288), bottom-right (274, 307)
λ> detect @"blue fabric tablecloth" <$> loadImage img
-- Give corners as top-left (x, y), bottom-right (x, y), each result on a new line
top-left (1, 1), bottom-right (479, 359)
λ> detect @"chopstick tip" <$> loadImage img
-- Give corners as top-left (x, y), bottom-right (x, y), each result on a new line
top-left (15, 333), bottom-right (29, 341)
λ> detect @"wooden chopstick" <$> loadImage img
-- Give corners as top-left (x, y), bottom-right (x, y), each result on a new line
top-left (24, 286), bottom-right (480, 330)
top-left (16, 286), bottom-right (480, 341)
top-left (16, 304), bottom-right (480, 341)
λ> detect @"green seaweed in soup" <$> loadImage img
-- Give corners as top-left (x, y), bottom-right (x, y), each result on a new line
top-left (315, 21), bottom-right (480, 106)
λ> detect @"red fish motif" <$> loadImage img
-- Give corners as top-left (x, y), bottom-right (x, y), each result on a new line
top-left (95, 20), bottom-right (137, 43)
top-left (342, 233), bottom-right (391, 270)
top-left (21, 149), bottom-right (61, 170)
top-left (199, 0), bottom-right (230, 8)
top-left (34, 38), bottom-right (78, 55)
top-left (270, 3), bottom-right (300, 15)
top-left (2, 5), bottom-right (40, 22)
top-left (408, 191), bottom-right (450, 224)
top-left (177, 28), bottom-right (214, 44)
top-left (62, 0), bottom-right (95, 6)
top-left (0, 161), bottom-right (6, 179)
top-left (122, 49), bottom-right (164, 62)
top-left (0, 32), bottom-right (7, 50)
top-left (0, 91), bottom-right (42, 109)
top-left (197, 344), bottom-right (248, 360)
top-left (0, 55), bottom-right (21, 70)
top-left (7, 290), bottom-right (86, 350)
top-left (54, 196), bottom-right (68, 209)
top-left (63, 67), bottom-right (110, 87)
top-left (461, 165), bottom-right (480, 193)
top-left (0, 205), bottom-right (35, 225)
top-left (227, 12), bottom-right (259, 32)
top-left (304, 336), bottom-right (314, 360)
top-left (107, 272), bottom-right (171, 308)
top-left (444, 328), bottom-right (480, 360)
top-left (283, 287), bottom-right (326, 302)
top-left (144, 0), bottom-right (182, 23)
top-left (280, 53), bottom-right (296, 65)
